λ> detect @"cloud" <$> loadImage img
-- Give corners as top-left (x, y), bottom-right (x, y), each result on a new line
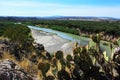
top-left (52, 6), bottom-right (120, 18)
top-left (0, 0), bottom-right (120, 18)
top-left (0, 0), bottom-right (65, 8)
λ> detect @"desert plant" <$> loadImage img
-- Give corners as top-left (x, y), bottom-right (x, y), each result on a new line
top-left (45, 75), bottom-right (55, 80)
top-left (55, 50), bottom-right (63, 60)
top-left (91, 34), bottom-right (101, 44)
top-left (66, 54), bottom-right (73, 62)
top-left (57, 67), bottom-right (71, 80)
top-left (73, 47), bottom-right (81, 55)
top-left (38, 62), bottom-right (50, 79)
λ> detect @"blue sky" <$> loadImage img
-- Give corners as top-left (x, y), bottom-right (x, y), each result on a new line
top-left (0, 0), bottom-right (120, 18)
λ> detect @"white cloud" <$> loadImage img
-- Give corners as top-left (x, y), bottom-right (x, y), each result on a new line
top-left (52, 6), bottom-right (120, 18)
top-left (0, 0), bottom-right (120, 18)
top-left (0, 0), bottom-right (65, 8)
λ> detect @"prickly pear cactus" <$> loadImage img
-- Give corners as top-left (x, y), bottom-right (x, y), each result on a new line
top-left (91, 34), bottom-right (101, 43)
top-left (38, 62), bottom-right (50, 77)
top-left (55, 50), bottom-right (63, 60)
top-left (66, 55), bottom-right (73, 61)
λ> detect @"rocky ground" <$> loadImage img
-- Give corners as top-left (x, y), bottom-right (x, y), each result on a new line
top-left (0, 59), bottom-right (34, 80)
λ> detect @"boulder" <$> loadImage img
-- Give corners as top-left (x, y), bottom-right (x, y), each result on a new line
top-left (33, 43), bottom-right (44, 51)
top-left (0, 59), bottom-right (33, 80)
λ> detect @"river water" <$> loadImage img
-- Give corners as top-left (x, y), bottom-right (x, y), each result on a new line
top-left (28, 26), bottom-right (90, 45)
top-left (28, 25), bottom-right (111, 56)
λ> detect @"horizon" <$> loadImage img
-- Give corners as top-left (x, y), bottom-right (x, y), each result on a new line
top-left (0, 15), bottom-right (120, 19)
top-left (0, 0), bottom-right (120, 18)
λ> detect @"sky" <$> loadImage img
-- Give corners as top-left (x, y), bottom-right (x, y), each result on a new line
top-left (0, 0), bottom-right (120, 18)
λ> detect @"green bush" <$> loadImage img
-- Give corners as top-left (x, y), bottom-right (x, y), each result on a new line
top-left (55, 50), bottom-right (63, 60)
top-left (66, 54), bottom-right (72, 61)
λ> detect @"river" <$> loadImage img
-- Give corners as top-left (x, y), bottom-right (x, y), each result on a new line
top-left (28, 25), bottom-right (111, 56)
top-left (28, 26), bottom-right (90, 45)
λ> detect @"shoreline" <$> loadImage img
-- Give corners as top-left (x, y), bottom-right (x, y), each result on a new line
top-left (30, 28), bottom-right (75, 55)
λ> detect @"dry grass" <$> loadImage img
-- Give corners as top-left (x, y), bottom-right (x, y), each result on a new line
top-left (18, 58), bottom-right (31, 72)
top-left (18, 57), bottom-right (38, 75)
top-left (37, 70), bottom-right (43, 79)
top-left (0, 52), bottom-right (39, 78)
top-left (1, 52), bottom-right (16, 61)
top-left (0, 37), bottom-right (4, 40)
top-left (0, 37), bottom-right (9, 40)
top-left (0, 50), bottom-right (73, 80)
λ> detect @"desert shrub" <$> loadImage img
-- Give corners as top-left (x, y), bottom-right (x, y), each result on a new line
top-left (55, 50), bottom-right (63, 60)
top-left (66, 54), bottom-right (72, 61)
top-left (45, 75), bottom-right (55, 80)
top-left (38, 62), bottom-right (50, 77)
top-left (57, 68), bottom-right (71, 80)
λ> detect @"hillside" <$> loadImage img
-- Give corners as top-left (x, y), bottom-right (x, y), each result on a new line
top-left (0, 20), bottom-right (120, 80)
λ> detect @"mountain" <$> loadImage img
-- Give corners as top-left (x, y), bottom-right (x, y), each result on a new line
top-left (0, 16), bottom-right (120, 22)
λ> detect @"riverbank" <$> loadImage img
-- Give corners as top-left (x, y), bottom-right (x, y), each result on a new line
top-left (30, 28), bottom-right (75, 56)
top-left (35, 24), bottom-right (119, 43)
top-left (29, 26), bottom-right (113, 56)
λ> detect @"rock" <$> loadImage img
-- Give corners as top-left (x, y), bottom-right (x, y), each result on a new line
top-left (113, 47), bottom-right (120, 55)
top-left (34, 43), bottom-right (45, 51)
top-left (0, 59), bottom-right (33, 80)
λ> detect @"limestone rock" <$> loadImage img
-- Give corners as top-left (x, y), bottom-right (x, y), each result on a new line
top-left (0, 59), bottom-right (33, 80)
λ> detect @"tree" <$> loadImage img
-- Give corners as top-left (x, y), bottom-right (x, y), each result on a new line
top-left (3, 24), bottom-right (34, 59)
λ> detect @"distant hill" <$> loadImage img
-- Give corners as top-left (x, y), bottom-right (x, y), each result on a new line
top-left (0, 16), bottom-right (120, 22)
